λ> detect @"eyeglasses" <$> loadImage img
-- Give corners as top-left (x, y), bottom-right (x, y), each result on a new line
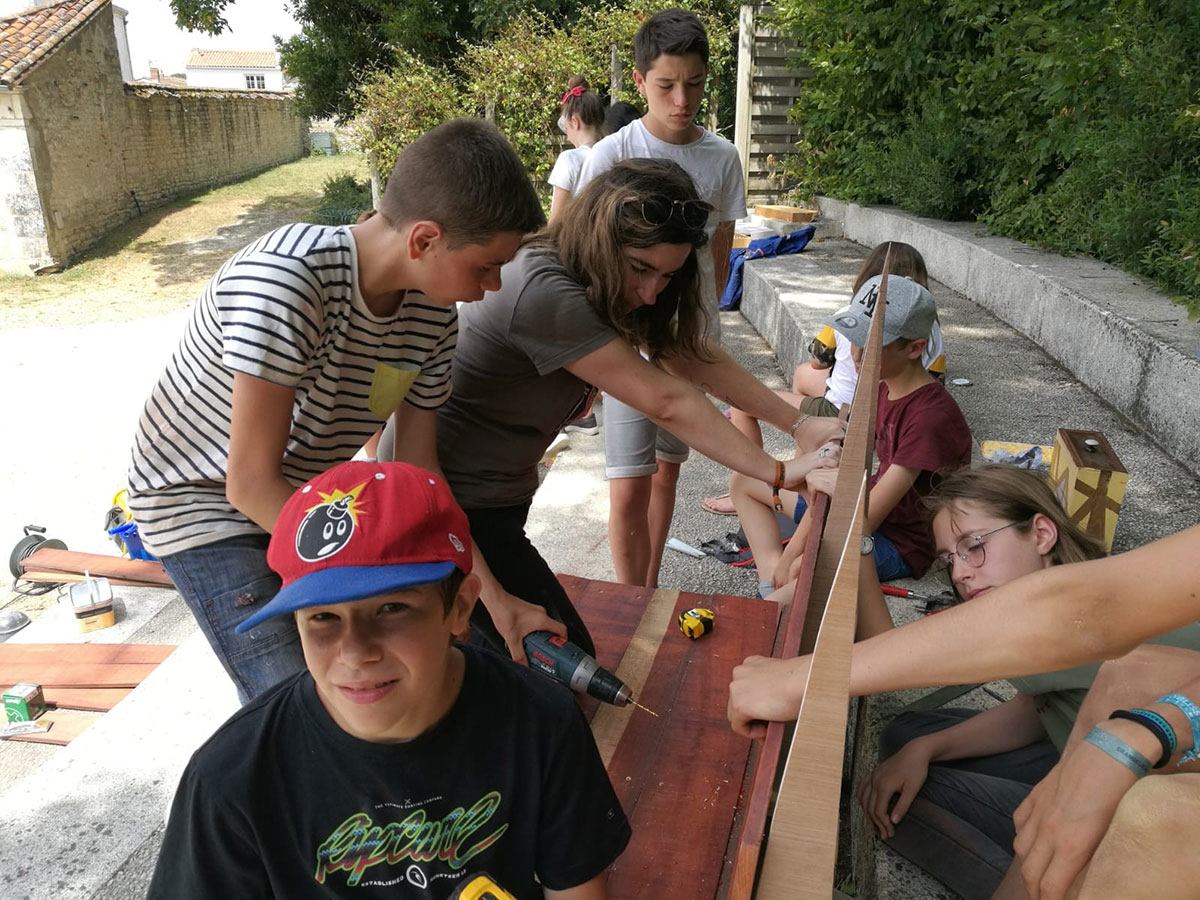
top-left (624, 198), bottom-right (711, 230)
top-left (935, 519), bottom-right (1031, 573)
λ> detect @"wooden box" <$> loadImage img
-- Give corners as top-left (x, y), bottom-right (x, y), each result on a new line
top-left (753, 204), bottom-right (817, 223)
top-left (1048, 429), bottom-right (1128, 551)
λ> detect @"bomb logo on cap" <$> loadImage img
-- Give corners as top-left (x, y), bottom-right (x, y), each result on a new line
top-left (295, 482), bottom-right (367, 562)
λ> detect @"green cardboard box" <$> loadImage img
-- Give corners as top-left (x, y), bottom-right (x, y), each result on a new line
top-left (4, 682), bottom-right (45, 723)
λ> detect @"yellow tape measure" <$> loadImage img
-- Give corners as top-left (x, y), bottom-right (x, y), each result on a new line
top-left (678, 607), bottom-right (715, 640)
top-left (449, 873), bottom-right (519, 900)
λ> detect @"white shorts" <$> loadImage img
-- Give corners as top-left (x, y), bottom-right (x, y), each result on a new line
top-left (603, 394), bottom-right (690, 478)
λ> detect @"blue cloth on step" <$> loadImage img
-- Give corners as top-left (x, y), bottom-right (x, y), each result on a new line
top-left (719, 225), bottom-right (816, 311)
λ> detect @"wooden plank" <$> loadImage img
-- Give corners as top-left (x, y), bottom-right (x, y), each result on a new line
top-left (727, 492), bottom-right (829, 900)
top-left (588, 587), bottom-right (679, 766)
top-left (758, 480), bottom-right (868, 897)
top-left (3, 708), bottom-right (101, 745)
top-left (19, 570), bottom-right (172, 589)
top-left (0, 662), bottom-right (159, 689)
top-left (754, 204), bottom-right (816, 223)
top-left (559, 576), bottom-right (780, 900)
top-left (0, 644), bottom-right (175, 667)
top-left (20, 548), bottom-right (172, 586)
top-left (43, 687), bottom-right (133, 712)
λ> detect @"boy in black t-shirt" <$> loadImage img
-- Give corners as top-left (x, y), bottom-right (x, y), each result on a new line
top-left (148, 461), bottom-right (630, 900)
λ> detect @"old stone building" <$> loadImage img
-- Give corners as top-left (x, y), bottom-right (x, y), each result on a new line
top-left (0, 0), bottom-right (308, 275)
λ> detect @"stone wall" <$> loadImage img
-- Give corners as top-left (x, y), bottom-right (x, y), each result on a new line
top-left (14, 6), bottom-right (306, 268)
top-left (0, 90), bottom-right (52, 273)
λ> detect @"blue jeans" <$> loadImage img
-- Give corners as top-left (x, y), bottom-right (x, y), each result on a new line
top-left (792, 497), bottom-right (911, 581)
top-left (160, 534), bottom-right (306, 704)
top-left (877, 708), bottom-right (1060, 900)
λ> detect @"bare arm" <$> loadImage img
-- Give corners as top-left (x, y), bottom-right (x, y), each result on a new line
top-left (393, 406), bottom-right (565, 664)
top-left (544, 872), bottom-right (608, 900)
top-left (859, 695), bottom-right (1046, 838)
top-left (663, 341), bottom-right (830, 449)
top-left (226, 372), bottom-right (296, 532)
top-left (549, 186), bottom-right (571, 222)
top-left (565, 338), bottom-right (835, 489)
top-left (848, 523), bottom-right (1200, 697)
top-left (729, 525), bottom-right (1200, 737)
top-left (1060, 644), bottom-right (1200, 753)
top-left (710, 219), bottom-right (735, 305)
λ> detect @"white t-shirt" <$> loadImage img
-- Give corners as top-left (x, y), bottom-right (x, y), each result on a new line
top-left (824, 320), bottom-right (948, 406)
top-left (548, 145), bottom-right (592, 193)
top-left (576, 119), bottom-right (747, 338)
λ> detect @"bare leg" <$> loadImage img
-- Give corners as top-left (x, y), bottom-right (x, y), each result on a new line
top-left (609, 474), bottom-right (653, 586)
top-left (793, 362), bottom-right (831, 398)
top-left (1075, 774), bottom-right (1200, 899)
top-left (646, 461), bottom-right (680, 587)
top-left (729, 472), bottom-right (797, 584)
top-left (727, 407), bottom-right (764, 445)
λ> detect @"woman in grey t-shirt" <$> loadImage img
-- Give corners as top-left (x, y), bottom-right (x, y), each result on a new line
top-left (423, 159), bottom-right (844, 661)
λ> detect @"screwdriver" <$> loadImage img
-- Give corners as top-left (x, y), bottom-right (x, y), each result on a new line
top-left (522, 631), bottom-right (658, 716)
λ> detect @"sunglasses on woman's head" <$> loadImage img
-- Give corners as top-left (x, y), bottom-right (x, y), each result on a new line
top-left (624, 198), bottom-right (710, 230)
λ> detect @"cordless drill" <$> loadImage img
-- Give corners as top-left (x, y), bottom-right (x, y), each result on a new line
top-left (522, 631), bottom-right (638, 707)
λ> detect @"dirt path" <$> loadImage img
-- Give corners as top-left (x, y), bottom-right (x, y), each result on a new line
top-left (0, 154), bottom-right (367, 332)
top-left (0, 154), bottom-right (367, 623)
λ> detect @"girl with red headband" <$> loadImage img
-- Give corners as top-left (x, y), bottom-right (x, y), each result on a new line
top-left (549, 76), bottom-right (606, 220)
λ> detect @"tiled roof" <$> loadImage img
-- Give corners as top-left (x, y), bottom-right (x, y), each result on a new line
top-left (186, 49), bottom-right (277, 69)
top-left (0, 0), bottom-right (109, 86)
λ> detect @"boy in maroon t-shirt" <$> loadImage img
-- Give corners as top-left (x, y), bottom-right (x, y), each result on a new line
top-left (730, 274), bottom-right (971, 606)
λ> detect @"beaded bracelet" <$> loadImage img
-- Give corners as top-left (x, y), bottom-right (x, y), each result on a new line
top-left (1109, 709), bottom-right (1175, 768)
top-left (1084, 727), bottom-right (1151, 779)
top-left (1155, 693), bottom-right (1200, 765)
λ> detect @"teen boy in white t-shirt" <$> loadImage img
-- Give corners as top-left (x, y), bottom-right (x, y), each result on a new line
top-left (576, 8), bottom-right (749, 590)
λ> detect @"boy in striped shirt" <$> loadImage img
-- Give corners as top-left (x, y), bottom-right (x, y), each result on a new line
top-left (127, 118), bottom-right (544, 702)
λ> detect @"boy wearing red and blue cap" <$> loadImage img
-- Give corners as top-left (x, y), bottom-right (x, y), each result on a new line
top-left (148, 461), bottom-right (630, 900)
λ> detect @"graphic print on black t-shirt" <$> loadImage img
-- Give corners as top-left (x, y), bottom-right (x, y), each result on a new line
top-left (315, 791), bottom-right (509, 891)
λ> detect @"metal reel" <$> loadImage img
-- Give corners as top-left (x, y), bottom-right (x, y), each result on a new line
top-left (8, 525), bottom-right (68, 578)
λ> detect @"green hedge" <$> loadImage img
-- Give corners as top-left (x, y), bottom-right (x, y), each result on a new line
top-left (773, 0), bottom-right (1200, 315)
top-left (352, 1), bottom-right (738, 203)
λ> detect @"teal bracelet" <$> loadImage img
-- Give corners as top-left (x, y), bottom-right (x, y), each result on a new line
top-left (1084, 727), bottom-right (1151, 778)
top-left (1156, 693), bottom-right (1200, 765)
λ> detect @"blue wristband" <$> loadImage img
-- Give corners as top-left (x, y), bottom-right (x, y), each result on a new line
top-left (1084, 727), bottom-right (1151, 778)
top-left (1155, 693), bottom-right (1200, 765)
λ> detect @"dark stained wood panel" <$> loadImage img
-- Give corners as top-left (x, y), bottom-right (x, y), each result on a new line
top-left (560, 575), bottom-right (780, 899)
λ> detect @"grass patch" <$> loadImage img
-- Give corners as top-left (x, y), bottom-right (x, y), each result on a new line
top-left (0, 154), bottom-right (369, 331)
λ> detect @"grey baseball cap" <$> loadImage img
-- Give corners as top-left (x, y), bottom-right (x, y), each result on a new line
top-left (826, 274), bottom-right (936, 347)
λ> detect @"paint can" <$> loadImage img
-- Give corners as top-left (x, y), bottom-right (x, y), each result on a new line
top-left (67, 573), bottom-right (116, 633)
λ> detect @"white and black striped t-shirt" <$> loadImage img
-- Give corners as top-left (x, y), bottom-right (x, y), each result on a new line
top-left (127, 224), bottom-right (457, 557)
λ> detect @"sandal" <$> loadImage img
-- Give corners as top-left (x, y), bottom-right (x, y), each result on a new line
top-left (701, 492), bottom-right (738, 516)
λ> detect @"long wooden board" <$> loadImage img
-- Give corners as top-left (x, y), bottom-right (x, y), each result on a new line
top-left (19, 548), bottom-right (172, 586)
top-left (559, 575), bottom-right (780, 900)
top-left (757, 478), bottom-right (868, 896)
top-left (43, 687), bottom-right (133, 712)
top-left (727, 491), bottom-right (830, 900)
top-left (0, 663), bottom-right (158, 689)
top-left (0, 644), bottom-right (175, 666)
top-left (730, 251), bottom-right (893, 897)
top-left (0, 642), bottom-right (175, 690)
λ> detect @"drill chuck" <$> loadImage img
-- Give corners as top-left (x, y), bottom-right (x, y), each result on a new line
top-left (523, 631), bottom-right (632, 707)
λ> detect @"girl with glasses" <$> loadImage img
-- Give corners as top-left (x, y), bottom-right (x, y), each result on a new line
top-left (857, 465), bottom-right (1200, 899)
top-left (381, 158), bottom-right (843, 664)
